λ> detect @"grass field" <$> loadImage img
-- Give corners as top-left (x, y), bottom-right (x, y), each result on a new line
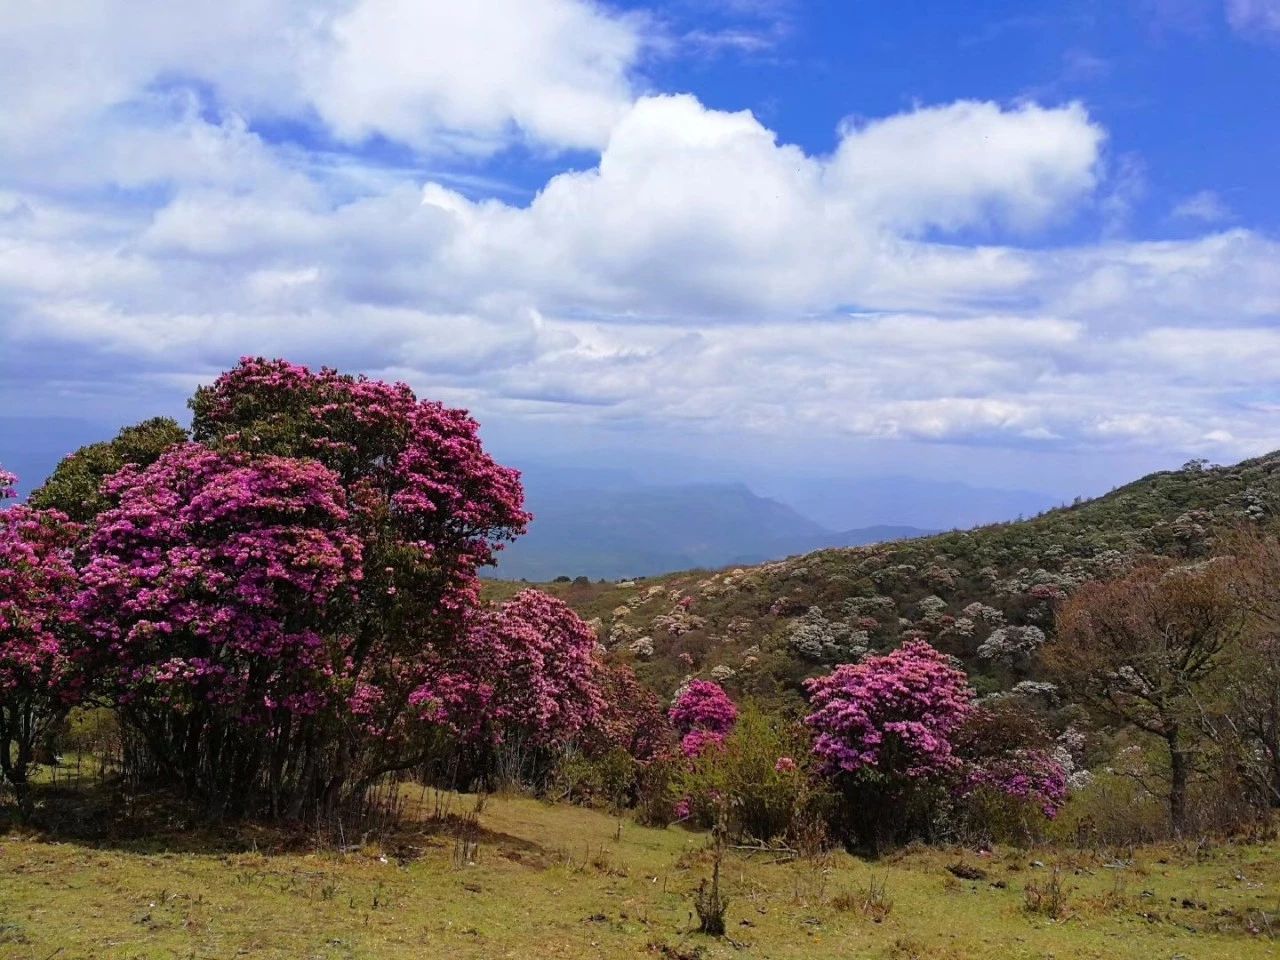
top-left (0, 785), bottom-right (1276, 960)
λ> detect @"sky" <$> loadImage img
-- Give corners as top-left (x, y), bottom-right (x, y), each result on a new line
top-left (1, 0), bottom-right (1279, 506)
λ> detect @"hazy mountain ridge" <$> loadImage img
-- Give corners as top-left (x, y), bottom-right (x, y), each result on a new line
top-left (492, 480), bottom-right (936, 581)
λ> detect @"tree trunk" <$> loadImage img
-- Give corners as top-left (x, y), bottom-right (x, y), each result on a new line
top-left (1166, 728), bottom-right (1189, 836)
top-left (0, 708), bottom-right (35, 820)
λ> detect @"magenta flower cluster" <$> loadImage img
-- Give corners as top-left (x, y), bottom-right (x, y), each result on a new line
top-left (0, 465), bottom-right (82, 799)
top-left (804, 640), bottom-right (974, 780)
top-left (0, 500), bottom-right (80, 702)
top-left (77, 444), bottom-right (364, 721)
top-left (1, 361), bottom-right (597, 814)
top-left (414, 589), bottom-right (605, 749)
top-left (669, 679), bottom-right (738, 757)
top-left (963, 749), bottom-right (1069, 818)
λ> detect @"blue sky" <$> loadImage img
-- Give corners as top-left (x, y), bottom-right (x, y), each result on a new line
top-left (1, 0), bottom-right (1278, 508)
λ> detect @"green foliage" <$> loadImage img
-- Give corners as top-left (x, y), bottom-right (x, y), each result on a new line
top-left (553, 747), bottom-right (638, 810)
top-left (671, 703), bottom-right (822, 842)
top-left (29, 417), bottom-right (187, 520)
top-left (507, 451), bottom-right (1280, 711)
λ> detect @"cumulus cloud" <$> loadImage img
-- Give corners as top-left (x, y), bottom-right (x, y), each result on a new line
top-left (0, 0), bottom-right (1277, 473)
top-left (0, 0), bottom-right (642, 163)
top-left (413, 95), bottom-right (1102, 316)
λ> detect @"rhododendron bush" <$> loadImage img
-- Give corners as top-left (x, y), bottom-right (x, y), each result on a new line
top-left (420, 590), bottom-right (606, 759)
top-left (67, 359), bottom-right (583, 817)
top-left (669, 679), bottom-right (737, 757)
top-left (804, 640), bottom-right (1068, 846)
top-left (805, 640), bottom-right (974, 782)
top-left (671, 704), bottom-right (816, 841)
top-left (0, 466), bottom-right (81, 812)
top-left (952, 702), bottom-right (1069, 838)
top-left (77, 444), bottom-right (365, 814)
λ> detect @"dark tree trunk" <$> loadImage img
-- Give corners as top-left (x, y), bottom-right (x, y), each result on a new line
top-left (1166, 728), bottom-right (1189, 836)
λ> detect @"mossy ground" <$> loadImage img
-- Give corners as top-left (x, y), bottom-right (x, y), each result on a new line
top-left (1, 782), bottom-right (1276, 960)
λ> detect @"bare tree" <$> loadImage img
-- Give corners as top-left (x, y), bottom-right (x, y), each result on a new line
top-left (1213, 528), bottom-right (1280, 807)
top-left (1049, 560), bottom-right (1239, 834)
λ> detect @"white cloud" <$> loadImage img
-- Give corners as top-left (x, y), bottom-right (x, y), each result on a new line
top-left (413, 95), bottom-right (1102, 317)
top-left (827, 100), bottom-right (1104, 235)
top-left (306, 0), bottom-right (641, 152)
top-left (0, 1), bottom-right (1277, 474)
top-left (1170, 189), bottom-right (1233, 223)
top-left (0, 0), bottom-right (642, 165)
top-left (1226, 0), bottom-right (1280, 36)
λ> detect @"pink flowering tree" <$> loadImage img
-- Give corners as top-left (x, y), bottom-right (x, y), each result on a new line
top-left (0, 467), bottom-right (82, 814)
top-left (670, 679), bottom-right (738, 757)
top-left (415, 590), bottom-right (606, 782)
top-left (804, 640), bottom-right (974, 847)
top-left (77, 445), bottom-right (365, 816)
top-left (74, 359), bottom-right (532, 816)
top-left (593, 663), bottom-right (675, 765)
top-left (189, 358), bottom-right (529, 764)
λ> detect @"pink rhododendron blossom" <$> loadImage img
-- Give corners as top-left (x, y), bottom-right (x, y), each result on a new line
top-left (419, 590), bottom-right (605, 749)
top-left (774, 756), bottom-right (798, 773)
top-left (963, 749), bottom-right (1068, 819)
top-left (0, 473), bottom-right (81, 800)
top-left (679, 728), bottom-right (728, 758)
top-left (804, 640), bottom-right (974, 780)
top-left (670, 679), bottom-right (737, 757)
top-left (78, 444), bottom-right (363, 724)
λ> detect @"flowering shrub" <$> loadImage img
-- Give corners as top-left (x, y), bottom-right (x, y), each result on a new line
top-left (593, 662), bottom-right (675, 764)
top-left (30, 417), bottom-right (187, 521)
top-left (77, 444), bottom-right (363, 813)
top-left (952, 702), bottom-right (1071, 841)
top-left (964, 750), bottom-right (1067, 819)
top-left (976, 624), bottom-right (1046, 666)
top-left (0, 467), bottom-right (82, 810)
top-left (425, 590), bottom-right (605, 752)
top-left (670, 679), bottom-right (738, 757)
top-left (71, 359), bottom-right (533, 816)
top-left (671, 704), bottom-right (818, 841)
top-left (190, 359), bottom-right (529, 687)
top-left (805, 640), bottom-right (973, 781)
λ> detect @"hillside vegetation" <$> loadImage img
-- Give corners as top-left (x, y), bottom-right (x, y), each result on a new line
top-left (496, 452), bottom-right (1280, 700)
top-left (4, 362), bottom-right (1279, 960)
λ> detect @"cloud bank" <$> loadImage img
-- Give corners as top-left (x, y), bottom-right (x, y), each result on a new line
top-left (1, 0), bottom-right (1277, 473)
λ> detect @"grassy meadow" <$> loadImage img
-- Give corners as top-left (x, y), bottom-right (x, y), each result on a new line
top-left (1, 781), bottom-right (1276, 960)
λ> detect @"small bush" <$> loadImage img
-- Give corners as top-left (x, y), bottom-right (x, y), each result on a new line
top-left (1023, 867), bottom-right (1069, 919)
top-left (692, 851), bottom-right (728, 936)
top-left (671, 704), bottom-right (818, 841)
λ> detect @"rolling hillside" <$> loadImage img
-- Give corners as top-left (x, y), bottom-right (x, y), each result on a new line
top-left (492, 452), bottom-right (1280, 700)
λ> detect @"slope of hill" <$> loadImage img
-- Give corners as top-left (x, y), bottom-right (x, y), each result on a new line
top-left (493, 452), bottom-right (1280, 699)
top-left (491, 480), bottom-right (933, 580)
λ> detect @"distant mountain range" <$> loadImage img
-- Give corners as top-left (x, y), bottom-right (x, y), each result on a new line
top-left (2, 422), bottom-right (1053, 583)
top-left (492, 479), bottom-right (934, 581)
top-left (754, 475), bottom-right (1059, 532)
